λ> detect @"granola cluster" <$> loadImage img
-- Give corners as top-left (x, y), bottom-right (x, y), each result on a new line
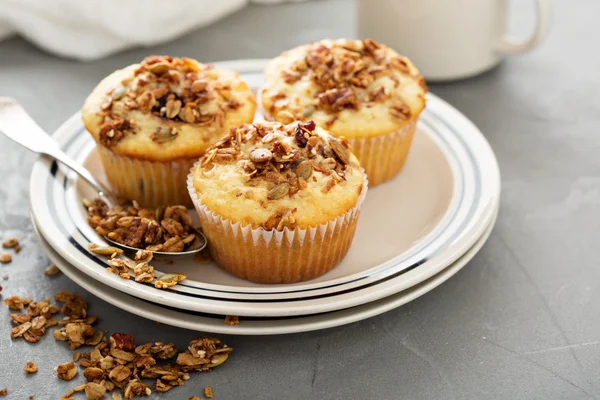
top-left (97, 55), bottom-right (244, 147)
top-left (7, 295), bottom-right (60, 343)
top-left (264, 39), bottom-right (427, 125)
top-left (4, 290), bottom-right (232, 399)
top-left (85, 199), bottom-right (197, 253)
top-left (199, 121), bottom-right (359, 230)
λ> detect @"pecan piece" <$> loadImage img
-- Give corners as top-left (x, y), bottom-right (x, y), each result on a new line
top-left (110, 333), bottom-right (136, 351)
top-left (318, 87), bottom-right (357, 112)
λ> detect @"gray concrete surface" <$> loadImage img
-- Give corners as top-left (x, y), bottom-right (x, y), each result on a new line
top-left (1, 0), bottom-right (599, 398)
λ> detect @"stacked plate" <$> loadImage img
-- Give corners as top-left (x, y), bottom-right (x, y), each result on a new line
top-left (30, 60), bottom-right (500, 335)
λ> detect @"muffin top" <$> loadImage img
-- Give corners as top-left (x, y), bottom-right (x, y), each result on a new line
top-left (82, 56), bottom-right (256, 162)
top-left (261, 39), bottom-right (427, 138)
top-left (191, 120), bottom-right (365, 230)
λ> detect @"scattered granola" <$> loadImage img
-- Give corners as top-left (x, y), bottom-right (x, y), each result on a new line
top-left (56, 361), bottom-right (79, 380)
top-left (0, 253), bottom-right (11, 264)
top-left (85, 200), bottom-right (197, 253)
top-left (7, 295), bottom-right (60, 343)
top-left (44, 264), bottom-right (61, 276)
top-left (2, 237), bottom-right (19, 249)
top-left (24, 361), bottom-right (38, 373)
top-left (64, 333), bottom-right (231, 399)
top-left (5, 289), bottom-right (232, 399)
top-left (204, 385), bottom-right (214, 398)
top-left (224, 315), bottom-right (239, 326)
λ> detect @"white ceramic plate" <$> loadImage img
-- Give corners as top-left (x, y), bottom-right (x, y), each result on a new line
top-left (29, 59), bottom-right (500, 317)
top-left (33, 206), bottom-right (497, 335)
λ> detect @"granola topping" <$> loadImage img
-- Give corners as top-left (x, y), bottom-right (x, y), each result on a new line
top-left (96, 56), bottom-right (245, 147)
top-left (195, 120), bottom-right (364, 230)
top-left (263, 39), bottom-right (427, 127)
top-left (200, 121), bottom-right (355, 195)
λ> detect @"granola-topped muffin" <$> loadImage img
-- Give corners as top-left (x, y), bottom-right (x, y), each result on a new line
top-left (82, 55), bottom-right (256, 206)
top-left (260, 39), bottom-right (427, 186)
top-left (187, 120), bottom-right (367, 283)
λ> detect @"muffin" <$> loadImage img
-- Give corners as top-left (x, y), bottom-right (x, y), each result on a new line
top-left (82, 55), bottom-right (256, 207)
top-left (187, 120), bottom-right (367, 284)
top-left (260, 39), bottom-right (427, 186)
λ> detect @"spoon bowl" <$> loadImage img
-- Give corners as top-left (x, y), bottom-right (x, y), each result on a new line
top-left (104, 226), bottom-right (207, 257)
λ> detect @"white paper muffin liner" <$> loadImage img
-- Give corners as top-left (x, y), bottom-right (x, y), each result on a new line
top-left (345, 121), bottom-right (417, 186)
top-left (97, 146), bottom-right (196, 207)
top-left (186, 162), bottom-right (368, 283)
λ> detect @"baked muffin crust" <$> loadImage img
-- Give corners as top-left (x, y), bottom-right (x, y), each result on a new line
top-left (261, 39), bottom-right (427, 138)
top-left (191, 121), bottom-right (365, 230)
top-left (82, 56), bottom-right (256, 162)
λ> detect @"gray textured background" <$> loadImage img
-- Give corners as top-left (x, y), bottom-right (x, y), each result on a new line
top-left (1, 0), bottom-right (599, 399)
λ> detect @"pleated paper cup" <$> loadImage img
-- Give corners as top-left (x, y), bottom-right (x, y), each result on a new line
top-left (97, 146), bottom-right (196, 208)
top-left (187, 164), bottom-right (368, 284)
top-left (346, 120), bottom-right (417, 186)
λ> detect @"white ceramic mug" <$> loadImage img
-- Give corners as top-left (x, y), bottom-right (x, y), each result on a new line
top-left (357, 0), bottom-right (553, 81)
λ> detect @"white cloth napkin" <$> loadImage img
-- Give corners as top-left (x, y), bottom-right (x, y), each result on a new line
top-left (0, 0), bottom-right (306, 60)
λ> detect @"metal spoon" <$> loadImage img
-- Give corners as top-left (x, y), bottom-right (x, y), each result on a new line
top-left (0, 97), bottom-right (207, 257)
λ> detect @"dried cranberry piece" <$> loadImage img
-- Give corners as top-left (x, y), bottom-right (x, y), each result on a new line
top-left (302, 120), bottom-right (316, 132)
top-left (294, 124), bottom-right (308, 148)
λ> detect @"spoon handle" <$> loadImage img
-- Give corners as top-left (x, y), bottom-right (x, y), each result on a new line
top-left (0, 97), bottom-right (112, 198)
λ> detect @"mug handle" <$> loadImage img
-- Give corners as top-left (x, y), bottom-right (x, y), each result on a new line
top-left (496, 0), bottom-right (553, 54)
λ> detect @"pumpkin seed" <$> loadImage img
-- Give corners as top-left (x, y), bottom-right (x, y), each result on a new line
top-left (88, 245), bottom-right (124, 256)
top-left (82, 198), bottom-right (91, 208)
top-left (249, 148), bottom-right (273, 163)
top-left (112, 86), bottom-right (126, 100)
top-left (268, 183), bottom-right (290, 200)
top-left (157, 273), bottom-right (187, 284)
top-left (294, 160), bottom-right (312, 180)
top-left (207, 353), bottom-right (229, 368)
top-left (328, 138), bottom-right (350, 165)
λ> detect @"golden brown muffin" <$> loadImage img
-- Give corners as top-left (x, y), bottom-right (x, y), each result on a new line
top-left (188, 120), bottom-right (367, 283)
top-left (82, 55), bottom-right (256, 206)
top-left (261, 39), bottom-right (427, 186)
